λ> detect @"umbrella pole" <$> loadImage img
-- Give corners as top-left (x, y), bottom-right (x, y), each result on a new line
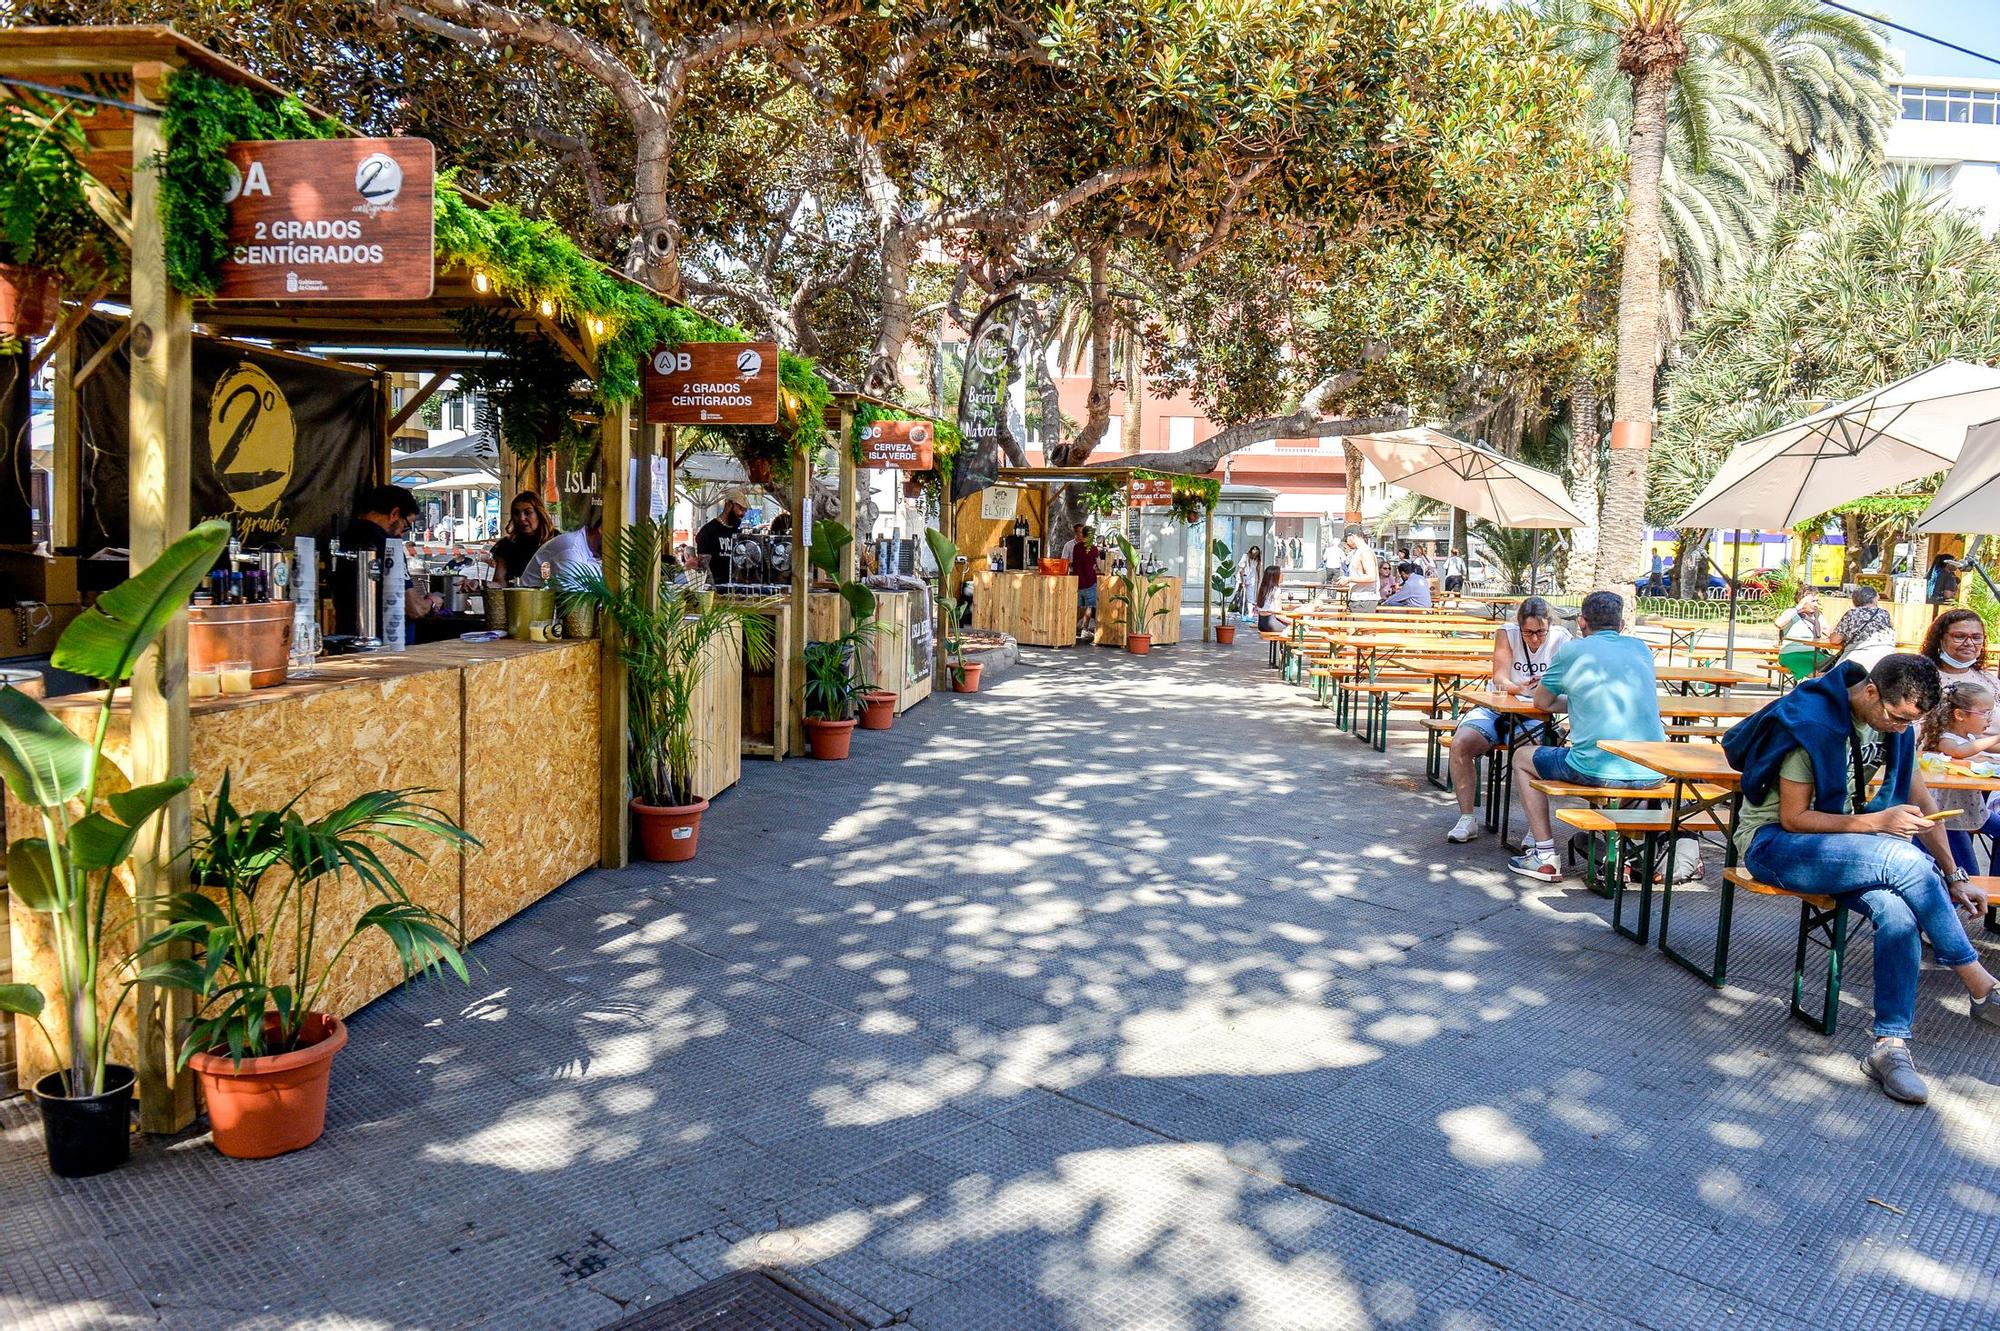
top-left (1529, 530), bottom-right (1539, 596)
top-left (1725, 534), bottom-right (1741, 671)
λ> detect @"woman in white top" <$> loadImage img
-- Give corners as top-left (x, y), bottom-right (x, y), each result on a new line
top-left (1338, 525), bottom-right (1379, 612)
top-left (1254, 565), bottom-right (1288, 633)
top-left (1772, 589), bottom-right (1827, 681)
top-left (1446, 597), bottom-right (1571, 843)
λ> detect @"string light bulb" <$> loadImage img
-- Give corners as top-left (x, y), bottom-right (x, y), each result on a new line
top-left (472, 268), bottom-right (490, 293)
top-left (589, 317), bottom-right (605, 337)
top-left (539, 298), bottom-right (555, 318)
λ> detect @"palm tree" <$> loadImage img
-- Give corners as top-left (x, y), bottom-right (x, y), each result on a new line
top-left (1547, 0), bottom-right (1889, 598)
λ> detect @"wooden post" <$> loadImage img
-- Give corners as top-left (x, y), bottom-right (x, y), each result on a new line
top-left (51, 333), bottom-right (81, 550)
top-left (598, 401), bottom-right (632, 867)
top-left (787, 434), bottom-right (811, 755)
top-left (1203, 504), bottom-right (1214, 642)
top-left (661, 422), bottom-right (677, 593)
top-left (373, 372), bottom-right (392, 485)
top-left (127, 66), bottom-right (195, 1132)
top-left (836, 399), bottom-right (857, 631)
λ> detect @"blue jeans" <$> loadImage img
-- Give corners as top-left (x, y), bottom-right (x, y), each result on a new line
top-left (1745, 827), bottom-right (1980, 1039)
top-left (1943, 808), bottom-right (2000, 875)
top-left (1529, 746), bottom-right (1659, 789)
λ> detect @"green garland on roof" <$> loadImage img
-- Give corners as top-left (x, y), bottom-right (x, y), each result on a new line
top-left (161, 70), bottom-right (339, 297)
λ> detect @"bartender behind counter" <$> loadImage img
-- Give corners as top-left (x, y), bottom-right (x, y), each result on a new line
top-left (342, 484), bottom-right (439, 619)
top-left (489, 490), bottom-right (561, 582)
top-left (695, 491), bottom-right (750, 562)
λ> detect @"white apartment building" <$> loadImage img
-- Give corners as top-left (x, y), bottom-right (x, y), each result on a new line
top-left (1886, 74), bottom-right (2000, 231)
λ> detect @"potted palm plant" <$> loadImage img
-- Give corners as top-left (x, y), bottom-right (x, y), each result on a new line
top-left (1210, 541), bottom-right (1239, 644)
top-left (0, 519), bottom-right (230, 1176)
top-left (1112, 534), bottom-right (1170, 654)
top-left (142, 777), bottom-right (475, 1158)
top-left (802, 521), bottom-right (880, 757)
top-left (559, 517), bottom-right (775, 858)
top-left (924, 530), bottom-right (981, 692)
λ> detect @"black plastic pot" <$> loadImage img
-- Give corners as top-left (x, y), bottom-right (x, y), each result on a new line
top-left (35, 1064), bottom-right (135, 1178)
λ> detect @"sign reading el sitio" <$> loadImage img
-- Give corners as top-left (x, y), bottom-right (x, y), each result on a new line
top-left (216, 138), bottom-right (435, 301)
top-left (859, 419), bottom-right (934, 471)
top-left (644, 342), bottom-right (779, 425)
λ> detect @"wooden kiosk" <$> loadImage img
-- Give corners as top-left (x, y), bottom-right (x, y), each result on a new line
top-left (0, 28), bottom-right (782, 1126)
top-left (953, 466), bottom-right (1221, 648)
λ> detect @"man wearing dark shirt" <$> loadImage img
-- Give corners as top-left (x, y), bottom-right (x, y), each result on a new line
top-left (341, 484), bottom-right (421, 553)
top-left (695, 491), bottom-right (750, 564)
top-left (1071, 524), bottom-right (1101, 638)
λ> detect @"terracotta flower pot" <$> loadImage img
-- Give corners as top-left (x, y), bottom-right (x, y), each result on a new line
top-left (1126, 633), bottom-right (1152, 655)
top-left (952, 662), bottom-right (983, 693)
top-left (1215, 624), bottom-right (1236, 645)
top-left (34, 1063), bottom-right (134, 1178)
top-left (631, 795), bottom-right (709, 862)
top-left (859, 690), bottom-right (896, 730)
top-left (189, 1014), bottom-right (348, 1159)
top-left (0, 264), bottom-right (61, 340)
top-left (805, 717), bottom-right (856, 759)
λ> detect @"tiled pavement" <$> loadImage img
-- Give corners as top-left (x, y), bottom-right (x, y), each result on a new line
top-left (5, 617), bottom-right (2000, 1330)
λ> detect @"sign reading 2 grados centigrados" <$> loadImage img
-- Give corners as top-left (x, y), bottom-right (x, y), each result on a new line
top-left (644, 342), bottom-right (780, 425)
top-left (215, 138), bottom-right (436, 301)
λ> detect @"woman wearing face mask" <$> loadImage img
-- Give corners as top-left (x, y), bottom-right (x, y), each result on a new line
top-left (1922, 609), bottom-right (1997, 699)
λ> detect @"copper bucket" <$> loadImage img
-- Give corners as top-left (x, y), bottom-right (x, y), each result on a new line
top-left (189, 603), bottom-right (294, 688)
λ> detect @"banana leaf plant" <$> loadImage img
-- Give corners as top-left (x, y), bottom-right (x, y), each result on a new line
top-left (1111, 534), bottom-right (1170, 638)
top-left (139, 775), bottom-right (478, 1066)
top-left (1210, 541), bottom-right (1238, 622)
top-left (806, 519), bottom-right (890, 707)
top-left (924, 529), bottom-right (970, 686)
top-left (0, 519), bottom-right (230, 1096)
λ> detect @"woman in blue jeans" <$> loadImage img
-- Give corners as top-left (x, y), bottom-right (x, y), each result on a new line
top-left (1729, 655), bottom-right (2000, 1105)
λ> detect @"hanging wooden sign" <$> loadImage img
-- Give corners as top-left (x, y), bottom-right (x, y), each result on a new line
top-left (1127, 475), bottom-right (1174, 507)
top-left (216, 138), bottom-right (436, 300)
top-left (644, 342), bottom-right (779, 425)
top-left (858, 418), bottom-right (935, 470)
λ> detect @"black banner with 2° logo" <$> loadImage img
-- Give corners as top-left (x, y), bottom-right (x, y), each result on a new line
top-left (73, 314), bottom-right (377, 551)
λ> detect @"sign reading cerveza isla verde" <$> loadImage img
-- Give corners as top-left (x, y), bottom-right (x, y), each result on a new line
top-left (216, 138), bottom-right (436, 301)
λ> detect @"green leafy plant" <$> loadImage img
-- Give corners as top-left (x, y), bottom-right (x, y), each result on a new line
top-left (1111, 534), bottom-right (1171, 639)
top-left (0, 519), bottom-right (231, 1096)
top-left (161, 70), bottom-right (338, 297)
top-left (803, 519), bottom-right (883, 719)
top-left (139, 777), bottom-right (477, 1067)
top-left (924, 529), bottom-right (972, 686)
top-left (558, 517), bottom-right (775, 806)
top-left (0, 100), bottom-right (120, 289)
top-left (1210, 541), bottom-right (1239, 621)
top-left (1078, 476), bottom-right (1124, 518)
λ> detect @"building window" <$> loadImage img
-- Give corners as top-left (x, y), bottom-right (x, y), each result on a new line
top-left (1895, 85), bottom-right (1999, 123)
top-left (1168, 416), bottom-right (1195, 451)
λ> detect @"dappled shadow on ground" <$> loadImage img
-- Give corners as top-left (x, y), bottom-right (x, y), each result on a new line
top-left (3, 621), bottom-right (1997, 1331)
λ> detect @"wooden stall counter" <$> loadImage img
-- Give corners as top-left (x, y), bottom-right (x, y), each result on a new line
top-left (6, 637), bottom-right (604, 1089)
top-left (809, 588), bottom-right (934, 709)
top-left (1095, 576), bottom-right (1184, 647)
top-left (971, 570), bottom-right (1078, 648)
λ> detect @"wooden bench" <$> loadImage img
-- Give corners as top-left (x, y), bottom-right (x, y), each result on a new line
top-left (1343, 679), bottom-right (1433, 750)
top-left (1422, 716), bottom-right (1459, 789)
top-left (1725, 867), bottom-right (1850, 1035)
top-left (1259, 630), bottom-right (1286, 668)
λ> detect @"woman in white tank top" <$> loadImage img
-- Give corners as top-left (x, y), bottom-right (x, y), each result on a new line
top-left (1338, 525), bottom-right (1378, 610)
top-left (1444, 598), bottom-right (1570, 842)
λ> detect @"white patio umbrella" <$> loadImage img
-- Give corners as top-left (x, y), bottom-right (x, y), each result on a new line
top-left (1346, 427), bottom-right (1585, 529)
top-left (1916, 417), bottom-right (2000, 533)
top-left (411, 470), bottom-right (500, 492)
top-left (1348, 427), bottom-right (1583, 598)
top-left (1675, 361), bottom-right (2000, 529)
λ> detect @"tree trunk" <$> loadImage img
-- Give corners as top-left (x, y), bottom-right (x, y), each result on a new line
top-left (1060, 243), bottom-right (1114, 467)
top-left (1598, 63), bottom-right (1676, 609)
top-left (864, 230), bottom-right (914, 396)
top-left (1673, 529), bottom-right (1711, 598)
top-left (1344, 440), bottom-right (1364, 524)
top-left (1840, 510), bottom-right (1866, 585)
top-left (1566, 373), bottom-right (1602, 593)
top-left (1122, 339), bottom-right (1144, 456)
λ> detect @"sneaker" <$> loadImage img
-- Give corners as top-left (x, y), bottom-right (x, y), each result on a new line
top-left (1508, 853), bottom-right (1563, 884)
top-left (1861, 1043), bottom-right (1929, 1105)
top-left (1972, 990), bottom-right (2000, 1030)
top-left (1448, 814), bottom-right (1481, 844)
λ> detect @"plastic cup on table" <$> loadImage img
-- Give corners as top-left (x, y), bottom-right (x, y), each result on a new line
top-left (220, 660), bottom-right (254, 695)
top-left (188, 665), bottom-right (220, 698)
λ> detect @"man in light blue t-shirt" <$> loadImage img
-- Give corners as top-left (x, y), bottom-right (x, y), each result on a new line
top-left (1509, 590), bottom-right (1667, 882)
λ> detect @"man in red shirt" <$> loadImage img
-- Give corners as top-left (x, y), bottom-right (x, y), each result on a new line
top-left (1071, 524), bottom-right (1101, 639)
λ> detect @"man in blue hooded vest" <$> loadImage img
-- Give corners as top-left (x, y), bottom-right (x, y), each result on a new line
top-left (1727, 653), bottom-right (2000, 1104)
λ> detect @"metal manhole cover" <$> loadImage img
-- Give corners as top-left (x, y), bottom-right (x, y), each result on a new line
top-left (606, 1269), bottom-right (864, 1331)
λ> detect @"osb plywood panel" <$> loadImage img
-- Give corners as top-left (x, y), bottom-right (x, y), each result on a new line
top-left (6, 669), bottom-right (465, 1089)
top-left (461, 641), bottom-right (600, 941)
top-left (972, 571), bottom-right (1078, 648)
top-left (1095, 575), bottom-right (1183, 647)
top-left (686, 630), bottom-right (742, 805)
top-left (808, 590), bottom-right (841, 643)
